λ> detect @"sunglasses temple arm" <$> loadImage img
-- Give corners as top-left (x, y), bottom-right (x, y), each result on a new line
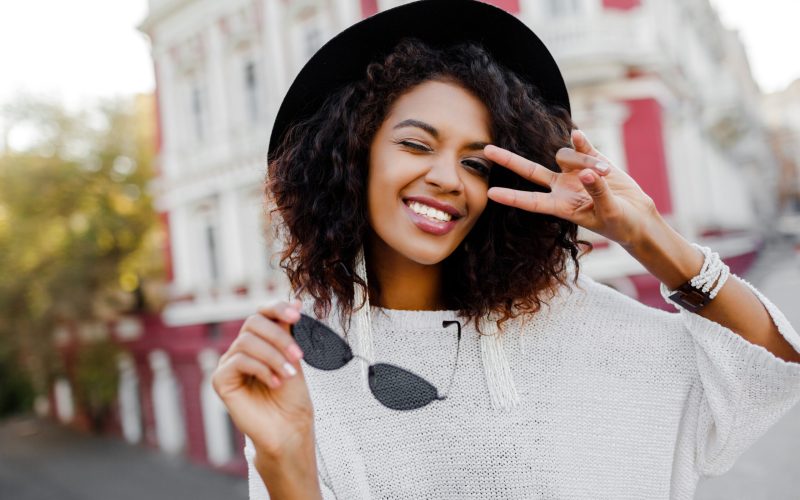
top-left (439, 321), bottom-right (463, 400)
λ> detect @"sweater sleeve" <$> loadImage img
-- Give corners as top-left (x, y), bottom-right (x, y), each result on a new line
top-left (244, 434), bottom-right (338, 500)
top-left (674, 278), bottom-right (800, 477)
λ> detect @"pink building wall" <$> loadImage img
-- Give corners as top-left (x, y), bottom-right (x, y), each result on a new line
top-left (622, 98), bottom-right (674, 216)
top-left (603, 0), bottom-right (641, 10)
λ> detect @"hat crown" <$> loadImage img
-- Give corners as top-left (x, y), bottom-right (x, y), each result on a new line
top-left (268, 0), bottom-right (570, 160)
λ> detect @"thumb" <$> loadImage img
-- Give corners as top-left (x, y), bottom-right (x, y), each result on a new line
top-left (579, 169), bottom-right (616, 215)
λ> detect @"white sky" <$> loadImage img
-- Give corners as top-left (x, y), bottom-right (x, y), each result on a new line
top-left (708, 0), bottom-right (800, 93)
top-left (0, 0), bottom-right (153, 108)
top-left (0, 0), bottom-right (797, 109)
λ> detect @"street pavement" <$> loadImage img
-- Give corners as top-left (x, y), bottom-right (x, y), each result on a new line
top-left (0, 415), bottom-right (248, 500)
top-left (696, 240), bottom-right (800, 500)
top-left (0, 241), bottom-right (797, 500)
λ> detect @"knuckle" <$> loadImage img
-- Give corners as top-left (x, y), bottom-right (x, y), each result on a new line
top-left (236, 330), bottom-right (257, 348)
top-left (275, 332), bottom-right (295, 352)
top-left (242, 314), bottom-right (259, 330)
top-left (228, 351), bottom-right (246, 366)
top-left (239, 331), bottom-right (287, 366)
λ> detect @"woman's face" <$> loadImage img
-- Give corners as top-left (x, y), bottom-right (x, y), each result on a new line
top-left (367, 79), bottom-right (492, 266)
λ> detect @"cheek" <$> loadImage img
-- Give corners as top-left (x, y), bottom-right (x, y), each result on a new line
top-left (465, 180), bottom-right (490, 218)
top-left (366, 157), bottom-right (405, 222)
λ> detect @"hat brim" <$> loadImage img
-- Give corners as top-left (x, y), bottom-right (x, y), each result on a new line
top-left (268, 0), bottom-right (570, 160)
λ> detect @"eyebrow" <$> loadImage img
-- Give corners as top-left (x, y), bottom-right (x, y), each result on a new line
top-left (392, 119), bottom-right (489, 152)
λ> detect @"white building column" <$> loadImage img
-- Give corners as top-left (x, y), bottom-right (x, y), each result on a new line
top-left (334, 0), bottom-right (361, 28)
top-left (53, 377), bottom-right (74, 424)
top-left (219, 189), bottom-right (246, 288)
top-left (198, 348), bottom-right (234, 466)
top-left (149, 350), bottom-right (186, 455)
top-left (263, 0), bottom-right (290, 116)
top-left (168, 204), bottom-right (195, 296)
top-left (117, 354), bottom-right (143, 444)
top-left (207, 17), bottom-right (232, 160)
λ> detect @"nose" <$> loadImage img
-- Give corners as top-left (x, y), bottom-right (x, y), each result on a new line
top-left (424, 153), bottom-right (463, 193)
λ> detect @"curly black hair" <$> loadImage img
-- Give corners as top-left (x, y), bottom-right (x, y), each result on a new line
top-left (268, 37), bottom-right (588, 332)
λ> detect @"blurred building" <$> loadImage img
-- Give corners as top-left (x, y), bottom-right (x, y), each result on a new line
top-left (527, 0), bottom-right (776, 303)
top-left (762, 79), bottom-right (800, 216)
top-left (49, 0), bottom-right (778, 475)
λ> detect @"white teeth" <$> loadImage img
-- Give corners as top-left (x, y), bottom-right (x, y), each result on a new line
top-left (407, 201), bottom-right (452, 222)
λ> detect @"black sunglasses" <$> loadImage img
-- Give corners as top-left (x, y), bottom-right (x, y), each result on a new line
top-left (290, 313), bottom-right (462, 410)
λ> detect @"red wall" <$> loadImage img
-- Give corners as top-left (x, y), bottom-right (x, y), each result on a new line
top-left (360, 0), bottom-right (378, 17)
top-left (622, 98), bottom-right (673, 215)
top-left (603, 0), bottom-right (641, 10)
top-left (481, 0), bottom-right (520, 13)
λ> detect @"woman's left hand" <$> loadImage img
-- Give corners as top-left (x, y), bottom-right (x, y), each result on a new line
top-left (485, 130), bottom-right (658, 248)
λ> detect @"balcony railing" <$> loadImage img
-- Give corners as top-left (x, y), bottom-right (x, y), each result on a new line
top-left (530, 11), bottom-right (658, 78)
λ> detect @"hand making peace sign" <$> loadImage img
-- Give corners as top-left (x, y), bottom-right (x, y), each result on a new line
top-left (485, 130), bottom-right (658, 249)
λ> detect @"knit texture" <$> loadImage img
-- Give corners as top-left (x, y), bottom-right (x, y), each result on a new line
top-left (244, 274), bottom-right (800, 499)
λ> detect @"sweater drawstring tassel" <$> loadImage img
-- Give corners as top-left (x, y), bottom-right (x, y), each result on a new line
top-left (480, 315), bottom-right (521, 410)
top-left (353, 249), bottom-right (375, 395)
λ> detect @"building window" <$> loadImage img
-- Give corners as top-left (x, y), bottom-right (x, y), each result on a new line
top-left (244, 61), bottom-right (260, 123)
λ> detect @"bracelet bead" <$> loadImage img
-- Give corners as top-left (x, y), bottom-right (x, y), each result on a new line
top-left (660, 243), bottom-right (730, 311)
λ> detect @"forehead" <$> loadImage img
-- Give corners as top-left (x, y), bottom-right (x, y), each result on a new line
top-left (383, 80), bottom-right (491, 138)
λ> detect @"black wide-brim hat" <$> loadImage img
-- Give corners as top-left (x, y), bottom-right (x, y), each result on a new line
top-left (267, 0), bottom-right (570, 162)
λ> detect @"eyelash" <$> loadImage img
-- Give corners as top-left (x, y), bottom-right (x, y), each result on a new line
top-left (394, 140), bottom-right (491, 177)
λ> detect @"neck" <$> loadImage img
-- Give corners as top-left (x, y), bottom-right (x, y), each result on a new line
top-left (366, 238), bottom-right (446, 311)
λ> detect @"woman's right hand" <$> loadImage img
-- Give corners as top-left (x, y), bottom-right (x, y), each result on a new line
top-left (211, 299), bottom-right (314, 460)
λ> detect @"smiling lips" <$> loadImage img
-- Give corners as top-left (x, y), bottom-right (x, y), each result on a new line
top-left (402, 196), bottom-right (463, 235)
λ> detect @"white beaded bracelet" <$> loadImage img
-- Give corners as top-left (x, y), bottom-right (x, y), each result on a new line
top-left (660, 243), bottom-right (731, 310)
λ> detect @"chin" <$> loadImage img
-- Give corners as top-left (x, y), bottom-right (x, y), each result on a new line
top-left (394, 237), bottom-right (461, 266)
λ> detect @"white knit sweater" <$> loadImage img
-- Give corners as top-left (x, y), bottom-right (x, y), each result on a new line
top-left (244, 274), bottom-right (800, 499)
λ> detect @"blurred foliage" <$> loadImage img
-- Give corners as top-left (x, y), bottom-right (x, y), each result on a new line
top-left (0, 94), bottom-right (164, 413)
top-left (0, 346), bottom-right (35, 417)
top-left (73, 339), bottom-right (123, 432)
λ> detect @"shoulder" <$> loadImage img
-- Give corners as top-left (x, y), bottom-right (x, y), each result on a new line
top-left (535, 271), bottom-right (684, 333)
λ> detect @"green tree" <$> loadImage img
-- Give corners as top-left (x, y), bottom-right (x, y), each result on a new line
top-left (0, 95), bottom-right (163, 417)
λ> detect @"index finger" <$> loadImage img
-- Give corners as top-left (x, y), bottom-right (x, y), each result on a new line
top-left (484, 144), bottom-right (557, 188)
top-left (257, 300), bottom-right (302, 324)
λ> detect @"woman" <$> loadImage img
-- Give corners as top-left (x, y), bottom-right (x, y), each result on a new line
top-left (211, 1), bottom-right (800, 499)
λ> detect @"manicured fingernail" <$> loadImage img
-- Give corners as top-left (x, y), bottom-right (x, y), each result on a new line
top-left (580, 170), bottom-right (595, 183)
top-left (596, 162), bottom-right (610, 172)
top-left (283, 362), bottom-right (297, 377)
top-left (288, 344), bottom-right (304, 360)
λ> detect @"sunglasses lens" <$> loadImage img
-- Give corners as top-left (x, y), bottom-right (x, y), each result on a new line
top-left (368, 363), bottom-right (439, 411)
top-left (291, 314), bottom-right (353, 370)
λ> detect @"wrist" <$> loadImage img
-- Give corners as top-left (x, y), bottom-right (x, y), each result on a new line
top-left (622, 213), bottom-right (704, 289)
top-left (254, 431), bottom-right (321, 500)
